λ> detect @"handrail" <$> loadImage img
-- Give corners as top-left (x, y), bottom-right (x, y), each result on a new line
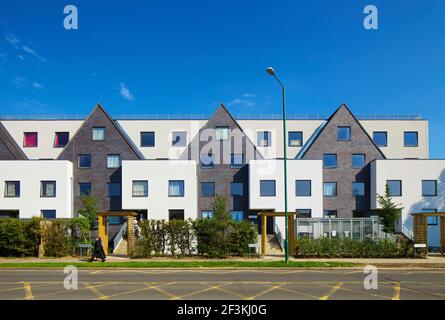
top-left (402, 224), bottom-right (414, 240)
top-left (113, 222), bottom-right (127, 253)
top-left (274, 223), bottom-right (285, 250)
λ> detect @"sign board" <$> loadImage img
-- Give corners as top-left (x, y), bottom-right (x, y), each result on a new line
top-left (248, 244), bottom-right (257, 248)
top-left (414, 243), bottom-right (427, 248)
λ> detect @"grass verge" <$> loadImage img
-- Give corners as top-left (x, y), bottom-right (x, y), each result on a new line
top-left (0, 260), bottom-right (359, 269)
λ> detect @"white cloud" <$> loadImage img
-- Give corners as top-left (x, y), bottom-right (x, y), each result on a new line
top-left (22, 45), bottom-right (46, 62)
top-left (242, 93), bottom-right (256, 98)
top-left (228, 98), bottom-right (255, 107)
top-left (119, 83), bottom-right (134, 101)
top-left (16, 54), bottom-right (24, 60)
top-left (32, 81), bottom-right (45, 89)
top-left (10, 76), bottom-right (27, 88)
top-left (4, 33), bottom-right (20, 49)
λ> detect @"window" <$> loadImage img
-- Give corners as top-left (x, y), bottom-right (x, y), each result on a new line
top-left (295, 180), bottom-right (311, 197)
top-left (288, 131), bottom-right (303, 147)
top-left (323, 182), bottom-right (337, 197)
top-left (423, 209), bottom-right (438, 225)
top-left (404, 131), bottom-right (418, 147)
top-left (40, 181), bottom-right (56, 197)
top-left (201, 211), bottom-right (213, 219)
top-left (4, 181), bottom-right (20, 197)
top-left (140, 132), bottom-right (155, 147)
top-left (201, 182), bottom-right (215, 197)
top-left (92, 127), bottom-right (106, 141)
top-left (108, 183), bottom-right (121, 197)
top-left (169, 180), bottom-right (184, 197)
top-left (107, 154), bottom-right (121, 168)
top-left (132, 181), bottom-right (148, 197)
top-left (78, 154), bottom-right (91, 168)
top-left (352, 182), bottom-right (365, 196)
top-left (352, 154), bottom-right (366, 169)
top-left (231, 182), bottom-right (244, 196)
top-left (230, 154), bottom-right (244, 168)
top-left (257, 131), bottom-right (271, 147)
top-left (200, 153), bottom-right (214, 168)
top-left (231, 211), bottom-right (244, 222)
top-left (373, 132), bottom-right (387, 147)
top-left (260, 180), bottom-right (276, 197)
top-left (172, 131), bottom-right (187, 147)
top-left (323, 154), bottom-right (337, 169)
top-left (337, 126), bottom-right (351, 141)
top-left (387, 180), bottom-right (402, 197)
top-left (422, 180), bottom-right (437, 196)
top-left (296, 209), bottom-right (312, 218)
top-left (323, 210), bottom-right (337, 218)
top-left (169, 210), bottom-right (184, 221)
top-left (23, 132), bottom-right (38, 147)
top-left (41, 210), bottom-right (56, 219)
top-left (215, 127), bottom-right (229, 141)
top-left (78, 183), bottom-right (91, 196)
top-left (54, 132), bottom-right (69, 147)
top-left (109, 216), bottom-right (123, 225)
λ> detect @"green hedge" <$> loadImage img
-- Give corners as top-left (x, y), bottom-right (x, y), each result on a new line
top-left (295, 237), bottom-right (413, 258)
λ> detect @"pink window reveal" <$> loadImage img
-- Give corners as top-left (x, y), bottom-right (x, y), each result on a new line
top-left (24, 132), bottom-right (38, 147)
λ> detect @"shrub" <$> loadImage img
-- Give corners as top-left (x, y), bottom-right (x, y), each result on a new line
top-left (23, 217), bottom-right (43, 256)
top-left (0, 218), bottom-right (26, 257)
top-left (41, 220), bottom-right (69, 257)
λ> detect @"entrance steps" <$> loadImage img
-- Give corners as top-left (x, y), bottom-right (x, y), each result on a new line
top-left (259, 234), bottom-right (283, 255)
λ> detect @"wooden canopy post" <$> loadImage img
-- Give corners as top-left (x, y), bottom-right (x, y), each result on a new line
top-left (288, 214), bottom-right (295, 255)
top-left (258, 212), bottom-right (297, 256)
top-left (261, 215), bottom-right (267, 255)
top-left (98, 215), bottom-right (108, 254)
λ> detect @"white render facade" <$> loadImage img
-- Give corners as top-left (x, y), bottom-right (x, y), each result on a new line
top-left (0, 104), bottom-right (443, 248)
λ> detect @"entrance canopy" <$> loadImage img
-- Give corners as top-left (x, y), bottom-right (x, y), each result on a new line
top-left (98, 211), bottom-right (138, 255)
top-left (411, 212), bottom-right (445, 254)
top-left (258, 212), bottom-right (297, 256)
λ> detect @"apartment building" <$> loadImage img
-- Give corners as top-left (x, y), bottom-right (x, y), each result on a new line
top-left (0, 103), bottom-right (442, 246)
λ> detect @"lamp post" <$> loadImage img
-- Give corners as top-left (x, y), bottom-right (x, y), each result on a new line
top-left (266, 67), bottom-right (289, 263)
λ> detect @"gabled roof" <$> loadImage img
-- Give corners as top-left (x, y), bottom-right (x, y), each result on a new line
top-left (180, 103), bottom-right (263, 160)
top-left (57, 104), bottom-right (144, 160)
top-left (298, 103), bottom-right (386, 159)
top-left (0, 122), bottom-right (28, 160)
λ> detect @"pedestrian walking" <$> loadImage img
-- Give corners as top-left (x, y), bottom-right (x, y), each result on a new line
top-left (89, 236), bottom-right (106, 262)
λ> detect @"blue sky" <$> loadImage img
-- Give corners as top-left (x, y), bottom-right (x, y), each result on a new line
top-left (0, 1), bottom-right (444, 157)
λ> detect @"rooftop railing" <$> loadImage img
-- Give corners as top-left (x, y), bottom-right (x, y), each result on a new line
top-left (0, 113), bottom-right (423, 121)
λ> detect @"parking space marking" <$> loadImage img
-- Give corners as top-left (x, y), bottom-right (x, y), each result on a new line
top-left (245, 283), bottom-right (285, 300)
top-left (85, 282), bottom-right (108, 299)
top-left (172, 282), bottom-right (231, 300)
top-left (392, 282), bottom-right (401, 300)
top-left (203, 283), bottom-right (246, 299)
top-left (96, 282), bottom-right (176, 300)
top-left (22, 282), bottom-right (33, 300)
top-left (319, 282), bottom-right (343, 300)
top-left (276, 285), bottom-right (320, 300)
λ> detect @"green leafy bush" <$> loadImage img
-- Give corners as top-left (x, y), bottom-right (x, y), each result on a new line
top-left (295, 237), bottom-right (413, 258)
top-left (41, 220), bottom-right (69, 257)
top-left (0, 218), bottom-right (26, 256)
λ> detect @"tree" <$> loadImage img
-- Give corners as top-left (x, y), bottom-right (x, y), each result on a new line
top-left (377, 184), bottom-right (403, 237)
top-left (77, 195), bottom-right (99, 241)
top-left (212, 195), bottom-right (231, 222)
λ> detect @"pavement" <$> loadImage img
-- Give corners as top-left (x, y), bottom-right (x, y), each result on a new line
top-left (1, 268), bottom-right (445, 300)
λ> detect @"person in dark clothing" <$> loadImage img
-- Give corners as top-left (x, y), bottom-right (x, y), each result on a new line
top-left (89, 237), bottom-right (106, 262)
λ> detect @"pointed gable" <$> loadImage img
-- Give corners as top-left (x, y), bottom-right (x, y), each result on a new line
top-left (180, 104), bottom-right (263, 161)
top-left (301, 104), bottom-right (386, 160)
top-left (57, 104), bottom-right (143, 161)
top-left (0, 122), bottom-right (28, 160)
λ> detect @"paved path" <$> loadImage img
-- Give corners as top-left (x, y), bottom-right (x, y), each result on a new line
top-left (1, 268), bottom-right (445, 300)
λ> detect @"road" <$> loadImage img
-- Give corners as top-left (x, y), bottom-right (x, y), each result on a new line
top-left (1, 268), bottom-right (445, 300)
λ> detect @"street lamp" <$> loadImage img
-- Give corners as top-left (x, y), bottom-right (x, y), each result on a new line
top-left (266, 67), bottom-right (289, 263)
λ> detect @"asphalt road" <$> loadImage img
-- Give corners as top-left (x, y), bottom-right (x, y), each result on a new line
top-left (1, 268), bottom-right (445, 300)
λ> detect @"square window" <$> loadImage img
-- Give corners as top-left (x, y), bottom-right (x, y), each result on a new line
top-left (289, 131), bottom-right (303, 147)
top-left (78, 154), bottom-right (91, 168)
top-left (141, 132), bottom-right (155, 147)
top-left (323, 182), bottom-right (337, 197)
top-left (108, 183), bottom-right (121, 197)
top-left (387, 180), bottom-right (402, 197)
top-left (169, 180), bottom-right (184, 197)
top-left (422, 180), bottom-right (437, 196)
top-left (427, 216), bottom-right (438, 226)
top-left (132, 180), bottom-right (148, 197)
top-left (216, 127), bottom-right (229, 141)
top-left (41, 181), bottom-right (56, 197)
top-left (295, 180), bottom-right (311, 197)
top-left (260, 180), bottom-right (276, 197)
top-left (54, 132), bottom-right (69, 147)
top-left (352, 154), bottom-right (366, 169)
top-left (373, 132), bottom-right (387, 147)
top-left (79, 183), bottom-right (91, 196)
top-left (92, 127), bottom-right (106, 141)
top-left (107, 154), bottom-right (121, 168)
top-left (23, 132), bottom-right (38, 147)
top-left (352, 182), bottom-right (365, 196)
top-left (337, 127), bottom-right (351, 141)
top-left (231, 211), bottom-right (244, 222)
top-left (231, 182), bottom-right (244, 196)
top-left (201, 211), bottom-right (213, 219)
top-left (4, 181), bottom-right (20, 197)
top-left (169, 209), bottom-right (184, 221)
top-left (201, 182), bottom-right (215, 197)
top-left (323, 154), bottom-right (337, 169)
top-left (200, 154), bottom-right (214, 168)
top-left (257, 131), bottom-right (271, 147)
top-left (323, 210), bottom-right (337, 218)
top-left (41, 210), bottom-right (56, 219)
top-left (404, 132), bottom-right (418, 147)
top-left (296, 209), bottom-right (312, 218)
top-left (230, 154), bottom-right (244, 168)
top-left (172, 131), bottom-right (187, 147)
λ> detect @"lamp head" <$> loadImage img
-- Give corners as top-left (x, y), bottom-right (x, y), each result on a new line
top-left (266, 67), bottom-right (276, 76)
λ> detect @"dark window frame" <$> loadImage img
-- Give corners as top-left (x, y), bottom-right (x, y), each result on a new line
top-left (54, 132), bottom-right (69, 148)
top-left (230, 153), bottom-right (244, 168)
top-left (352, 182), bottom-right (365, 197)
top-left (260, 180), bottom-right (276, 197)
top-left (373, 131), bottom-right (388, 147)
top-left (41, 210), bottom-right (56, 219)
top-left (323, 182), bottom-right (337, 197)
top-left (337, 126), bottom-right (351, 141)
top-left (140, 131), bottom-right (155, 147)
top-left (78, 182), bottom-right (92, 196)
top-left (4, 181), bottom-right (20, 198)
top-left (295, 180), bottom-right (312, 197)
top-left (201, 182), bottom-right (215, 197)
top-left (404, 131), bottom-right (419, 147)
top-left (92, 127), bottom-right (106, 141)
top-left (352, 154), bottom-right (366, 169)
top-left (168, 180), bottom-right (185, 197)
top-left (387, 180), bottom-right (402, 197)
top-left (106, 154), bottom-right (121, 169)
top-left (40, 180), bottom-right (56, 198)
top-left (23, 132), bottom-right (38, 148)
top-left (296, 209), bottom-right (312, 218)
top-left (169, 209), bottom-right (185, 221)
top-left (422, 180), bottom-right (437, 197)
top-left (78, 154), bottom-right (92, 169)
top-left (132, 180), bottom-right (148, 197)
top-left (323, 154), bottom-right (337, 169)
top-left (288, 131), bottom-right (303, 147)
